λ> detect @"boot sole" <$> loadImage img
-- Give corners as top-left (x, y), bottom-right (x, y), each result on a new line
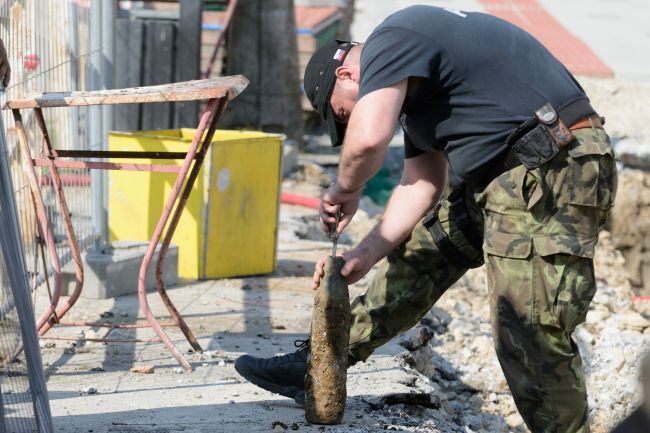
top-left (235, 358), bottom-right (305, 407)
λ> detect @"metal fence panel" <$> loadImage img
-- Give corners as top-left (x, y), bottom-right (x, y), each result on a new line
top-left (0, 0), bottom-right (103, 291)
top-left (0, 108), bottom-right (53, 433)
top-left (0, 2), bottom-right (107, 428)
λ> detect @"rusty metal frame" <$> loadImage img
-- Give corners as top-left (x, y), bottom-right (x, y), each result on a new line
top-left (12, 110), bottom-right (64, 333)
top-left (32, 107), bottom-right (85, 337)
top-left (11, 95), bottom-right (230, 371)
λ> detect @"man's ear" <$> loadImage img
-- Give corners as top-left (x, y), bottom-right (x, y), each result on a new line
top-left (335, 65), bottom-right (353, 81)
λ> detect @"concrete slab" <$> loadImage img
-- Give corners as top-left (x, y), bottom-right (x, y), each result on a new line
top-left (61, 241), bottom-right (179, 299)
top-left (32, 141), bottom-right (649, 432)
top-left (32, 182), bottom-right (645, 432)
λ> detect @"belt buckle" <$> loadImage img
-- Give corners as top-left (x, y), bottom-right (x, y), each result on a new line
top-left (422, 203), bottom-right (441, 228)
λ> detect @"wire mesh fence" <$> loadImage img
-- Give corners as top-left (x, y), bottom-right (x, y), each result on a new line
top-left (0, 2), bottom-right (106, 430)
top-left (0, 0), bottom-right (102, 290)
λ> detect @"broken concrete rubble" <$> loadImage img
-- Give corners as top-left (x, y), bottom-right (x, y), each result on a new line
top-left (609, 169), bottom-right (650, 294)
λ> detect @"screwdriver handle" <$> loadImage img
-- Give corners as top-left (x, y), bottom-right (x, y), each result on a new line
top-left (328, 208), bottom-right (342, 241)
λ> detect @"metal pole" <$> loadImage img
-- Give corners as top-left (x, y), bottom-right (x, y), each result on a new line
top-left (102, 1), bottom-right (115, 130)
top-left (101, 1), bottom-right (115, 247)
top-left (68, 4), bottom-right (79, 150)
top-left (89, 0), bottom-right (105, 252)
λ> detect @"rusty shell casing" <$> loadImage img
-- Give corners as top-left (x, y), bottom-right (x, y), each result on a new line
top-left (305, 256), bottom-right (350, 424)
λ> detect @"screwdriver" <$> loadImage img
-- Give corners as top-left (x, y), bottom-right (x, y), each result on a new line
top-left (328, 208), bottom-right (341, 257)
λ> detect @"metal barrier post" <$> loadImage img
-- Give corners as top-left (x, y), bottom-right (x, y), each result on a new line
top-left (89, 0), bottom-right (106, 252)
top-left (101, 1), bottom-right (115, 246)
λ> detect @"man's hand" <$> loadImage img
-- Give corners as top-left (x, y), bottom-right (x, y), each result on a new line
top-left (320, 80), bottom-right (408, 237)
top-left (0, 39), bottom-right (11, 88)
top-left (312, 247), bottom-right (376, 289)
top-left (320, 183), bottom-right (362, 235)
top-left (314, 150), bottom-right (448, 290)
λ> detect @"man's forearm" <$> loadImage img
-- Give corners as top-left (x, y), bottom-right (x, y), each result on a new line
top-left (336, 138), bottom-right (388, 193)
top-left (353, 149), bottom-right (447, 266)
top-left (355, 180), bottom-right (442, 265)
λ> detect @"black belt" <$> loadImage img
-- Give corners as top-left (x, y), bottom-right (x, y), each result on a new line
top-left (480, 97), bottom-right (598, 188)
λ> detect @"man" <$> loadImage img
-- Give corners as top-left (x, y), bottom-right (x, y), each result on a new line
top-left (236, 6), bottom-right (616, 433)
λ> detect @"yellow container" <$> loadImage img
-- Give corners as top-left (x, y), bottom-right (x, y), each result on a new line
top-left (108, 128), bottom-right (282, 279)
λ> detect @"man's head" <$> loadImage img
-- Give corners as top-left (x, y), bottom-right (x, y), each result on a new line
top-left (304, 40), bottom-right (362, 147)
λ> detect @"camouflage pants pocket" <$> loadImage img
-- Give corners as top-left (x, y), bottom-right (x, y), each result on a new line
top-left (535, 252), bottom-right (597, 332)
top-left (567, 129), bottom-right (617, 230)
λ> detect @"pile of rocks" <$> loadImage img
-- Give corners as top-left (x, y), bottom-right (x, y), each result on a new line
top-left (580, 232), bottom-right (649, 430)
top-left (609, 169), bottom-right (650, 293)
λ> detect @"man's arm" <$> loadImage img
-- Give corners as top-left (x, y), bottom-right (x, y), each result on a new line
top-left (320, 79), bottom-right (407, 233)
top-left (337, 80), bottom-right (407, 191)
top-left (313, 150), bottom-right (447, 287)
top-left (358, 150), bottom-right (447, 262)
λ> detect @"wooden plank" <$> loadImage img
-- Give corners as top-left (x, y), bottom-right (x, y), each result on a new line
top-left (114, 19), bottom-right (144, 131)
top-left (142, 20), bottom-right (177, 130)
top-left (3, 76), bottom-right (248, 109)
top-left (202, 0), bottom-right (237, 79)
top-left (174, 0), bottom-right (203, 128)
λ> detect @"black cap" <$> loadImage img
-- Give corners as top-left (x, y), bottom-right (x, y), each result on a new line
top-left (304, 40), bottom-right (356, 147)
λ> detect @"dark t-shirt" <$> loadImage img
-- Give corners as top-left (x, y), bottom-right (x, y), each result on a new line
top-left (358, 5), bottom-right (589, 184)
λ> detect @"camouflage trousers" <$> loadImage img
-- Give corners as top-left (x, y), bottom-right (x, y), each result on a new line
top-left (347, 128), bottom-right (617, 433)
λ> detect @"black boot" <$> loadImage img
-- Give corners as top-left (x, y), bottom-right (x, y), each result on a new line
top-left (235, 339), bottom-right (310, 406)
